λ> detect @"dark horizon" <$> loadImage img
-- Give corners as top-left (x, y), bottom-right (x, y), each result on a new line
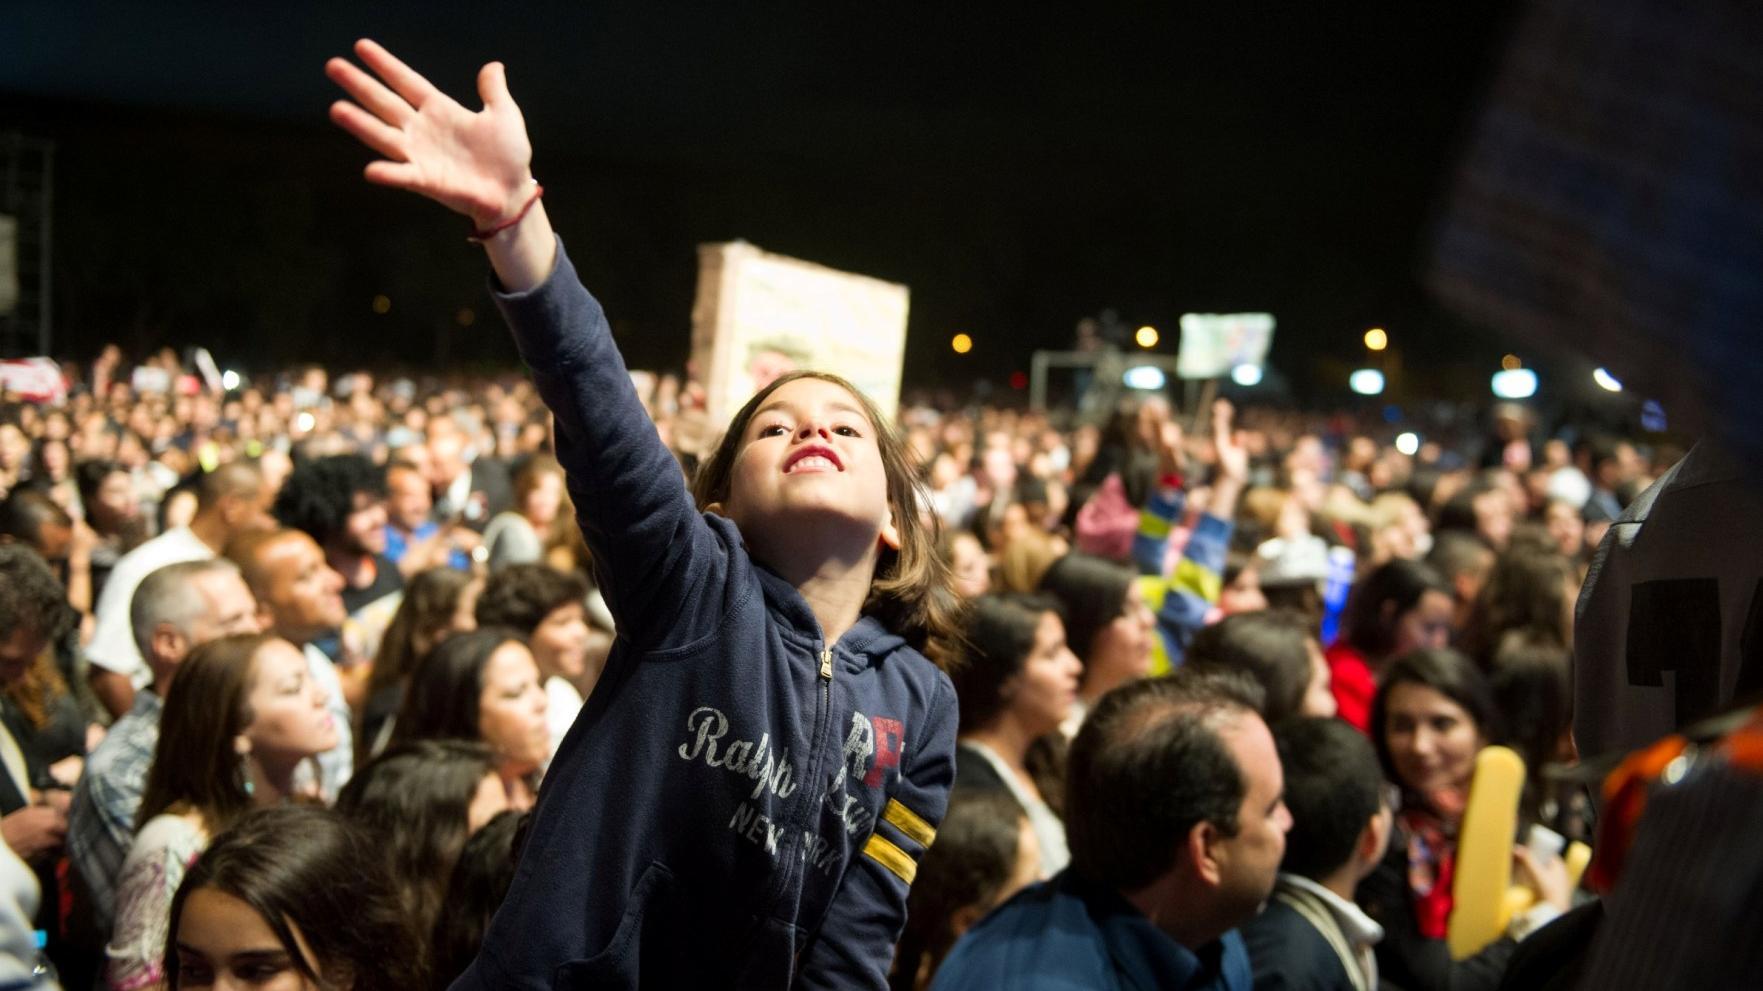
top-left (2, 4), bottom-right (1531, 405)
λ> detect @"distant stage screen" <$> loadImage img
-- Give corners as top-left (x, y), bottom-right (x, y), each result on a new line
top-left (691, 241), bottom-right (910, 428)
top-left (1176, 312), bottom-right (1275, 380)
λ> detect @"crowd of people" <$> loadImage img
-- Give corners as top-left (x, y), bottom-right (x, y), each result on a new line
top-left (0, 318), bottom-right (1653, 990)
top-left (0, 37), bottom-right (1714, 991)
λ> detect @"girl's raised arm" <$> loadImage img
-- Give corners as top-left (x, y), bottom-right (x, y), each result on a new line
top-left (327, 41), bottom-right (733, 650)
top-left (326, 39), bottom-right (555, 291)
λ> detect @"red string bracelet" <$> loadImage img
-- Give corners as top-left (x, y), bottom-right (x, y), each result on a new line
top-left (467, 182), bottom-right (544, 243)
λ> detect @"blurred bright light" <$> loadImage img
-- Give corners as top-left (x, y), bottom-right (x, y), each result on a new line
top-left (1348, 368), bottom-right (1385, 396)
top-left (1491, 368), bottom-right (1538, 399)
top-left (1501, 353), bottom-right (1522, 371)
top-left (951, 333), bottom-right (973, 354)
top-left (1123, 365), bottom-right (1167, 391)
top-left (371, 294), bottom-right (391, 315)
top-left (221, 370), bottom-right (241, 391)
top-left (1593, 367), bottom-right (1623, 392)
top-left (1363, 328), bottom-right (1388, 351)
top-left (294, 411), bottom-right (316, 433)
top-left (1395, 432), bottom-right (1420, 456)
top-left (1135, 326), bottom-right (1160, 349)
top-left (1230, 364), bottom-right (1264, 387)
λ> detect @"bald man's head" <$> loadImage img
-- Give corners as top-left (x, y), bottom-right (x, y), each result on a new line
top-left (225, 529), bottom-right (345, 645)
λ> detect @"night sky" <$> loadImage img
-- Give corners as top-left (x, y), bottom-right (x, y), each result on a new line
top-left (2, 3), bottom-right (1525, 401)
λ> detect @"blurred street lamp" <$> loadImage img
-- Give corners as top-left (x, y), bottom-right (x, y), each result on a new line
top-left (1491, 368), bottom-right (1538, 399)
top-left (1349, 369), bottom-right (1385, 396)
top-left (1123, 365), bottom-right (1167, 390)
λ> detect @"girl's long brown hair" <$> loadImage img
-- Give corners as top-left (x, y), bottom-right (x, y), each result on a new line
top-left (136, 632), bottom-right (273, 832)
top-left (691, 371), bottom-right (964, 669)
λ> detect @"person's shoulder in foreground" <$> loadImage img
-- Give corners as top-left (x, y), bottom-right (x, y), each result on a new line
top-left (931, 870), bottom-right (1251, 991)
top-left (1239, 897), bottom-right (1350, 991)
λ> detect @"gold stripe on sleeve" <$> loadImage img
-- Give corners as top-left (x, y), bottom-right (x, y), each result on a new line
top-left (883, 798), bottom-right (936, 848)
top-left (863, 833), bottom-right (918, 885)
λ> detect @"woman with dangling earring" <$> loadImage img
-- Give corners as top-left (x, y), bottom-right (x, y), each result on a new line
top-left (105, 633), bottom-right (339, 990)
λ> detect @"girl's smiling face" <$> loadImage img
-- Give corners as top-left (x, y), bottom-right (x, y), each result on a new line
top-left (719, 377), bottom-right (898, 556)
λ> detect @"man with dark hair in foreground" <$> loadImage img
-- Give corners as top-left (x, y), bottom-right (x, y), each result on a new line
top-left (932, 671), bottom-right (1288, 990)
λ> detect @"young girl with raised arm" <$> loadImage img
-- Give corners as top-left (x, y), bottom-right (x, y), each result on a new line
top-left (326, 39), bottom-right (963, 990)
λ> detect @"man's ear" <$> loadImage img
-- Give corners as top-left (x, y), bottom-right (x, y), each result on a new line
top-left (149, 623), bottom-right (188, 666)
top-left (1190, 820), bottom-right (1223, 887)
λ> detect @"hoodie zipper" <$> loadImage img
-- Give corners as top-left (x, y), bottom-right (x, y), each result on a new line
top-left (773, 643), bottom-right (835, 922)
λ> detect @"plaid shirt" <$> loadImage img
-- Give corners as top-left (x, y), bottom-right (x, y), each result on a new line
top-left (67, 690), bottom-right (162, 941)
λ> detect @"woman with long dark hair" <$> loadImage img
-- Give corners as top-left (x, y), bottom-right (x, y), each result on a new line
top-left (390, 627), bottom-right (548, 808)
top-left (1036, 555), bottom-right (1152, 730)
top-left (948, 594), bottom-right (1081, 880)
top-left (107, 633), bottom-right (338, 990)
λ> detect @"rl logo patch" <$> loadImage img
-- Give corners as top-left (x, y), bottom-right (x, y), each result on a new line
top-left (865, 717), bottom-right (904, 788)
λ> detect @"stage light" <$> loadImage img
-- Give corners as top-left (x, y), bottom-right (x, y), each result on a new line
top-left (295, 411), bottom-right (316, 433)
top-left (1123, 365), bottom-right (1167, 390)
top-left (1349, 368), bottom-right (1385, 396)
top-left (1593, 367), bottom-right (1623, 392)
top-left (951, 333), bottom-right (973, 354)
top-left (1491, 368), bottom-right (1538, 399)
top-left (372, 294), bottom-right (391, 315)
top-left (1363, 328), bottom-right (1388, 351)
top-left (1501, 353), bottom-right (1522, 371)
top-left (1135, 326), bottom-right (1160, 349)
top-left (1230, 364), bottom-right (1263, 387)
top-left (456, 307), bottom-right (477, 327)
top-left (1395, 432), bottom-right (1420, 456)
top-left (221, 370), bottom-right (241, 391)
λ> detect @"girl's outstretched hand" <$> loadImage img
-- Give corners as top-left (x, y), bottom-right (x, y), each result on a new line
top-left (326, 39), bottom-right (533, 228)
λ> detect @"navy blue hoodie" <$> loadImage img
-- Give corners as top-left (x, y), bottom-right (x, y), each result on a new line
top-left (450, 240), bottom-right (959, 990)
